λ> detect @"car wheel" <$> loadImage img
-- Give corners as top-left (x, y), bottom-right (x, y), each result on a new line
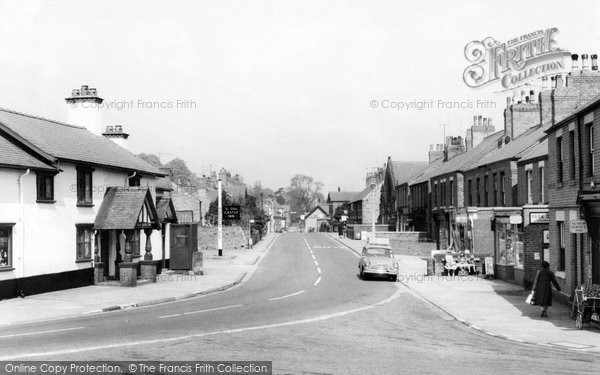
top-left (359, 268), bottom-right (364, 279)
top-left (390, 275), bottom-right (397, 282)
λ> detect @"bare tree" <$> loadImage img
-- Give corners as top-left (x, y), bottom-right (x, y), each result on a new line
top-left (287, 174), bottom-right (324, 213)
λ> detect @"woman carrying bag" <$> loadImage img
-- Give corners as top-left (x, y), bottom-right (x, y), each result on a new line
top-left (531, 261), bottom-right (562, 318)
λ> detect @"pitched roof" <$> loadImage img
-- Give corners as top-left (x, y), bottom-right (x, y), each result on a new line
top-left (413, 131), bottom-right (504, 183)
top-left (350, 182), bottom-right (383, 203)
top-left (305, 205), bottom-right (329, 219)
top-left (391, 161), bottom-right (429, 185)
top-left (546, 91), bottom-right (600, 133)
top-left (475, 125), bottom-right (545, 167)
top-left (407, 158), bottom-right (444, 186)
top-left (518, 137), bottom-right (548, 164)
top-left (0, 133), bottom-right (56, 170)
top-left (94, 187), bottom-right (159, 230)
top-left (0, 108), bottom-right (163, 176)
top-left (327, 191), bottom-right (359, 202)
top-left (156, 197), bottom-right (178, 223)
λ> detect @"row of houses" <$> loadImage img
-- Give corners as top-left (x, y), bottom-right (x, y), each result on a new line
top-left (375, 54), bottom-right (600, 302)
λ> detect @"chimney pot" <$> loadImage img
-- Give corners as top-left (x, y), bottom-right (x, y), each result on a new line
top-left (520, 90), bottom-right (526, 103)
top-left (71, 89), bottom-right (80, 97)
top-left (488, 118), bottom-right (493, 127)
top-left (571, 54), bottom-right (580, 74)
top-left (478, 115), bottom-right (482, 126)
top-left (529, 90), bottom-right (536, 104)
top-left (582, 54), bottom-right (590, 71)
top-left (555, 75), bottom-right (564, 88)
top-left (473, 115), bottom-right (477, 126)
top-left (592, 54), bottom-right (598, 71)
top-left (483, 118), bottom-right (488, 127)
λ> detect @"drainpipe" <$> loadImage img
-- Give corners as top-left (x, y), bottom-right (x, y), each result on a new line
top-left (127, 171), bottom-right (137, 187)
top-left (17, 169), bottom-right (30, 297)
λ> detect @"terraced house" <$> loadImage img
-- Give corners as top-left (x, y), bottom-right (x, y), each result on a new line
top-left (0, 86), bottom-right (169, 299)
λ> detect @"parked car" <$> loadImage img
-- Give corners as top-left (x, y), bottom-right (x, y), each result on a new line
top-left (358, 238), bottom-right (398, 281)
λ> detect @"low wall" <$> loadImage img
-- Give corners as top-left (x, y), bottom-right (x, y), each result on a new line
top-left (373, 231), bottom-right (430, 242)
top-left (198, 225), bottom-right (247, 250)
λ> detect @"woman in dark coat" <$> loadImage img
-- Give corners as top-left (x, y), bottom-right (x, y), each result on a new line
top-left (532, 261), bottom-right (561, 317)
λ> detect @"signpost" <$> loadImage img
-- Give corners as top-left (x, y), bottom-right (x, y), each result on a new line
top-left (570, 220), bottom-right (588, 234)
top-left (222, 205), bottom-right (241, 220)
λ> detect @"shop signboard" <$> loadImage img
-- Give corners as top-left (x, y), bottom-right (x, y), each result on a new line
top-left (570, 220), bottom-right (588, 233)
top-left (530, 212), bottom-right (549, 224)
top-left (509, 215), bottom-right (522, 224)
top-left (455, 215), bottom-right (468, 224)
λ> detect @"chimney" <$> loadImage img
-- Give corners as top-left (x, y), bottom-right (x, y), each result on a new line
top-left (592, 54), bottom-right (598, 71)
top-left (66, 85), bottom-right (104, 135)
top-left (428, 143), bottom-right (445, 163)
top-left (571, 54), bottom-right (580, 74)
top-left (582, 54), bottom-right (590, 71)
top-left (478, 115), bottom-right (482, 126)
top-left (541, 76), bottom-right (549, 90)
top-left (520, 90), bottom-right (526, 103)
top-left (483, 118), bottom-right (488, 127)
top-left (488, 118), bottom-right (493, 127)
top-left (102, 124), bottom-right (130, 149)
top-left (555, 74), bottom-right (564, 88)
top-left (473, 115), bottom-right (477, 126)
top-left (506, 96), bottom-right (512, 107)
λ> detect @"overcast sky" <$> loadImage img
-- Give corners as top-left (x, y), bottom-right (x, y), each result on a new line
top-left (1, 0), bottom-right (599, 192)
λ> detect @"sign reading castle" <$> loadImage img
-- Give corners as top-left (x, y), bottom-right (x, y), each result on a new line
top-left (463, 28), bottom-right (571, 89)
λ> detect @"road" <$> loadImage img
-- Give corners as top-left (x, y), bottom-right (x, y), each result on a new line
top-left (1, 233), bottom-right (599, 374)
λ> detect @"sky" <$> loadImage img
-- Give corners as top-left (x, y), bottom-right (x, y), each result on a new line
top-left (1, 0), bottom-right (599, 193)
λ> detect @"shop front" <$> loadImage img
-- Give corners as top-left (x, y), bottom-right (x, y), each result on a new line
top-left (493, 211), bottom-right (524, 283)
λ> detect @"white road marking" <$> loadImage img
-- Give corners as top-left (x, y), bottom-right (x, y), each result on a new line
top-left (268, 290), bottom-right (306, 301)
top-left (0, 326), bottom-right (85, 339)
top-left (158, 314), bottom-right (181, 319)
top-left (82, 310), bottom-right (102, 315)
top-left (313, 260), bottom-right (319, 267)
top-left (183, 304), bottom-right (243, 315)
top-left (311, 254), bottom-right (316, 260)
top-left (313, 276), bottom-right (321, 286)
top-left (0, 288), bottom-right (404, 360)
top-left (317, 267), bottom-right (322, 274)
top-left (324, 235), bottom-right (360, 258)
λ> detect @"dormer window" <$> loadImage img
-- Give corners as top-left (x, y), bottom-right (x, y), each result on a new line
top-left (36, 172), bottom-right (55, 203)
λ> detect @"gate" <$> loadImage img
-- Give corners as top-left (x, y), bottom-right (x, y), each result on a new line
top-left (170, 223), bottom-right (198, 270)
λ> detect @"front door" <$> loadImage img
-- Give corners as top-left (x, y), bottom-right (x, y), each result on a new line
top-left (100, 230), bottom-right (109, 278)
top-left (170, 223), bottom-right (197, 270)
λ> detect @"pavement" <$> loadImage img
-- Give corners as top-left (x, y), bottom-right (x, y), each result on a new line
top-left (0, 233), bottom-right (278, 325)
top-left (328, 233), bottom-right (600, 353)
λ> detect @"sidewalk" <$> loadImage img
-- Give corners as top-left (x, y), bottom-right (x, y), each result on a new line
top-left (0, 233), bottom-right (278, 325)
top-left (328, 233), bottom-right (600, 353)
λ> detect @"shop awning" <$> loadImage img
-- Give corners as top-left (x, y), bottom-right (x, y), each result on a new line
top-left (94, 187), bottom-right (160, 230)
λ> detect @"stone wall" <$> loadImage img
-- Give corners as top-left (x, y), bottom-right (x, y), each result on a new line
top-left (197, 225), bottom-right (248, 250)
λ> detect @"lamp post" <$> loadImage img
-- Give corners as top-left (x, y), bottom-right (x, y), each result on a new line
top-left (218, 179), bottom-right (223, 256)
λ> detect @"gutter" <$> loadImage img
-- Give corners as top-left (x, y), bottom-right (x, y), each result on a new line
top-left (17, 168), bottom-right (30, 297)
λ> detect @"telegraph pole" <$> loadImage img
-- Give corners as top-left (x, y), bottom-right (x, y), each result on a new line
top-left (218, 179), bottom-right (223, 256)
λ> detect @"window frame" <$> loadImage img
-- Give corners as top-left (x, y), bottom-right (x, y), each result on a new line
top-left (526, 169), bottom-right (533, 204)
top-left (588, 123), bottom-right (595, 177)
top-left (569, 130), bottom-right (576, 180)
top-left (0, 224), bottom-right (14, 270)
top-left (75, 224), bottom-right (94, 262)
top-left (557, 136), bottom-right (563, 183)
top-left (558, 221), bottom-right (565, 272)
top-left (76, 166), bottom-right (94, 206)
top-left (36, 171), bottom-right (55, 203)
top-left (539, 166), bottom-right (545, 203)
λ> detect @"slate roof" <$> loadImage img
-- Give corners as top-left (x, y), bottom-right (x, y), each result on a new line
top-left (517, 137), bottom-right (548, 164)
top-left (475, 125), bottom-right (545, 168)
top-left (0, 108), bottom-right (164, 176)
top-left (327, 191), bottom-right (360, 202)
top-left (391, 161), bottom-right (429, 185)
top-left (156, 197), bottom-right (178, 223)
top-left (0, 133), bottom-right (56, 170)
top-left (412, 131), bottom-right (504, 183)
top-left (406, 158), bottom-right (444, 186)
top-left (305, 205), bottom-right (329, 219)
top-left (94, 187), bottom-right (159, 230)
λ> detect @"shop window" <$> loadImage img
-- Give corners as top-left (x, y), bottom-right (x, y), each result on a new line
top-left (558, 222), bottom-right (565, 271)
top-left (36, 172), bottom-right (54, 202)
top-left (449, 180), bottom-right (454, 206)
top-left (76, 167), bottom-right (94, 206)
top-left (76, 224), bottom-right (93, 261)
top-left (492, 173), bottom-right (497, 206)
top-left (497, 223), bottom-right (522, 267)
top-left (484, 175), bottom-right (489, 206)
top-left (476, 178), bottom-right (481, 206)
top-left (0, 225), bottom-right (13, 269)
top-left (557, 136), bottom-right (563, 183)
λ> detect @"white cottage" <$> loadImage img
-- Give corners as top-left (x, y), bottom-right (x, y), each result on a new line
top-left (0, 86), bottom-right (171, 299)
top-left (304, 205), bottom-right (330, 233)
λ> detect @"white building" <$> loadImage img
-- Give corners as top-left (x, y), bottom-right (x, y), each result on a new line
top-left (0, 86), bottom-right (172, 299)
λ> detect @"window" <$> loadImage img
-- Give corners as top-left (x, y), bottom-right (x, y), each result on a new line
top-left (539, 167), bottom-right (545, 203)
top-left (77, 167), bottom-right (93, 205)
top-left (526, 169), bottom-right (533, 204)
top-left (441, 181), bottom-right (446, 206)
top-left (128, 175), bottom-right (141, 187)
top-left (36, 172), bottom-right (54, 202)
top-left (558, 221), bottom-right (565, 271)
top-left (557, 136), bottom-right (563, 183)
top-left (449, 180), bottom-right (454, 206)
top-left (0, 225), bottom-right (13, 269)
top-left (476, 178), bottom-right (481, 206)
top-left (176, 210), bottom-right (194, 223)
top-left (468, 179), bottom-right (472, 206)
top-left (589, 124), bottom-right (595, 177)
top-left (484, 175), bottom-right (489, 206)
top-left (500, 172), bottom-right (505, 206)
top-left (76, 224), bottom-right (93, 261)
top-left (569, 130), bottom-right (576, 180)
top-left (492, 173), bottom-right (497, 206)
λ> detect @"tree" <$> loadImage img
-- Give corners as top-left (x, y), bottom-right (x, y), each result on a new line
top-left (166, 158), bottom-right (198, 186)
top-left (204, 190), bottom-right (231, 226)
top-left (137, 153), bottom-right (163, 168)
top-left (287, 174), bottom-right (324, 213)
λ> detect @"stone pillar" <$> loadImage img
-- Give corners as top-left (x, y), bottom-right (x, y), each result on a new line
top-left (144, 228), bottom-right (153, 260)
top-left (119, 262), bottom-right (137, 287)
top-left (192, 251), bottom-right (204, 275)
top-left (139, 260), bottom-right (158, 282)
top-left (93, 262), bottom-right (104, 284)
top-left (120, 230), bottom-right (132, 262)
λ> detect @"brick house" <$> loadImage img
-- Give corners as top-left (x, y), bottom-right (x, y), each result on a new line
top-left (379, 158), bottom-right (427, 230)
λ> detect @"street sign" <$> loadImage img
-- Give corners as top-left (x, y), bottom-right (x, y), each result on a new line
top-left (530, 212), bottom-right (549, 224)
top-left (570, 220), bottom-right (588, 233)
top-left (222, 205), bottom-right (241, 220)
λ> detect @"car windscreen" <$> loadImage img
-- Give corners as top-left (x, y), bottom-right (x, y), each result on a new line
top-left (364, 247), bottom-right (393, 257)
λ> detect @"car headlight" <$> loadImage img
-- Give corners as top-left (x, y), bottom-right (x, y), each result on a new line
top-left (393, 262), bottom-right (399, 269)
top-left (365, 260), bottom-right (371, 267)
